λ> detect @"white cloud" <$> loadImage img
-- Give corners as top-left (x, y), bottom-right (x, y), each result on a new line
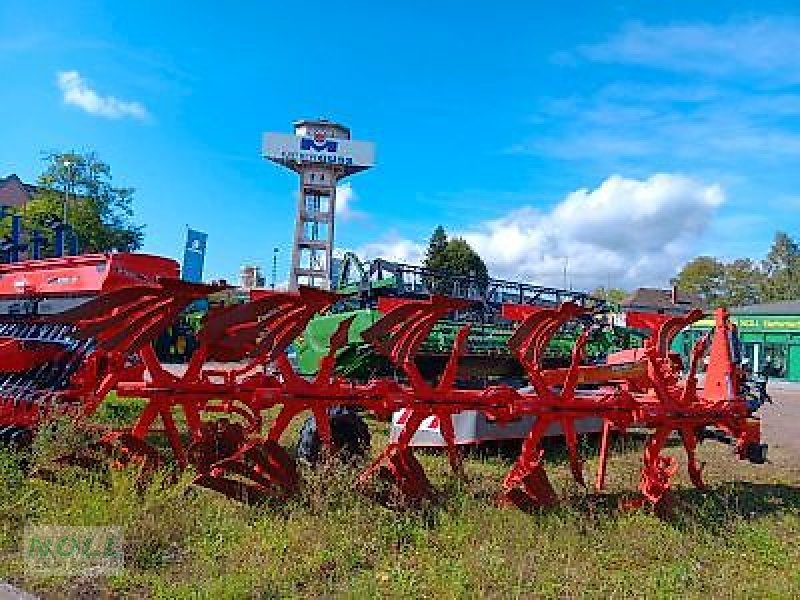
top-left (539, 20), bottom-right (800, 167)
top-left (335, 182), bottom-right (366, 221)
top-left (580, 18), bottom-right (800, 82)
top-left (355, 174), bottom-right (724, 291)
top-left (516, 83), bottom-right (800, 166)
top-left (356, 235), bottom-right (425, 265)
top-left (57, 70), bottom-right (149, 120)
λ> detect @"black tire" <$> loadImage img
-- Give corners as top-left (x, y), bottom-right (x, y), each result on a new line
top-left (296, 407), bottom-right (371, 465)
top-left (745, 442), bottom-right (768, 465)
top-left (0, 426), bottom-right (33, 449)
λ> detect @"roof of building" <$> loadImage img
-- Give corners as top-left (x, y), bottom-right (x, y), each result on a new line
top-left (621, 287), bottom-right (707, 312)
top-left (732, 300), bottom-right (800, 315)
top-left (0, 174), bottom-right (39, 208)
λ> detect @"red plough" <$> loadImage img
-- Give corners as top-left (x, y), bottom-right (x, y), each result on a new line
top-left (0, 263), bottom-right (768, 513)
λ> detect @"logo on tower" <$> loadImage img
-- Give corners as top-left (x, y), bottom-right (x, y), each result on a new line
top-left (301, 131), bottom-right (338, 153)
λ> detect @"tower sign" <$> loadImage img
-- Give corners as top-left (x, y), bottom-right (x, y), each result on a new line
top-left (263, 119), bottom-right (375, 290)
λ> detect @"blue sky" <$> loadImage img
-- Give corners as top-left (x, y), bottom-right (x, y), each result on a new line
top-left (1, 1), bottom-right (798, 290)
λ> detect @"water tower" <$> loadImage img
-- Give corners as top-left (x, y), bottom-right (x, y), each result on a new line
top-left (263, 119), bottom-right (375, 290)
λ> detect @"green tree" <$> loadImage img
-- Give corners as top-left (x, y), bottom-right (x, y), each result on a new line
top-left (591, 286), bottom-right (628, 305)
top-left (674, 253), bottom-right (768, 308)
top-left (424, 225), bottom-right (449, 272)
top-left (422, 225), bottom-right (489, 293)
top-left (722, 258), bottom-right (765, 307)
top-left (6, 151), bottom-right (143, 256)
top-left (764, 231), bottom-right (799, 273)
top-left (761, 231), bottom-right (800, 302)
top-left (675, 256), bottom-right (726, 304)
top-left (442, 237), bottom-right (489, 283)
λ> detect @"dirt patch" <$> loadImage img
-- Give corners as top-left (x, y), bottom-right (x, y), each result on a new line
top-left (760, 384), bottom-right (800, 466)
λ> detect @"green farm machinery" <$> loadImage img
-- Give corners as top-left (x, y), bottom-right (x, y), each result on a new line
top-left (295, 253), bottom-right (645, 383)
top-left (290, 254), bottom-right (649, 451)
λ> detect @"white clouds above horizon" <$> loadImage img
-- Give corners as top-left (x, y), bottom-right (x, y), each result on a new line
top-left (579, 18), bottom-right (800, 82)
top-left (516, 18), bottom-right (800, 173)
top-left (57, 70), bottom-right (149, 120)
top-left (354, 18), bottom-right (792, 289)
top-left (355, 174), bottom-right (724, 291)
top-left (356, 235), bottom-right (425, 266)
top-left (463, 174), bottom-right (723, 289)
top-left (516, 84), bottom-right (800, 165)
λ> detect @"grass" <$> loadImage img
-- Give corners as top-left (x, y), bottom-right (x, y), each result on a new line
top-left (1, 412), bottom-right (798, 599)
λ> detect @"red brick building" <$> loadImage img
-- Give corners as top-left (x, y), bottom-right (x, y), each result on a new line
top-left (0, 174), bottom-right (39, 210)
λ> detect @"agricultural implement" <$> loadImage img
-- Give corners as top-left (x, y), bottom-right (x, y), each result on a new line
top-left (0, 254), bottom-right (178, 444)
top-left (298, 254), bottom-right (635, 380)
top-left (0, 254), bottom-right (768, 512)
top-left (298, 254), bottom-right (649, 448)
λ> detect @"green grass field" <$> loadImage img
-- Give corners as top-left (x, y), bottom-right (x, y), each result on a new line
top-left (1, 412), bottom-right (799, 599)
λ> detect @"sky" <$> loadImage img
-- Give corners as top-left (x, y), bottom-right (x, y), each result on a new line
top-left (1, 1), bottom-right (798, 291)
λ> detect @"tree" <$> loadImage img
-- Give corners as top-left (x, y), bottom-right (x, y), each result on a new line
top-left (764, 231), bottom-right (799, 273)
top-left (761, 231), bottom-right (800, 302)
top-left (6, 151), bottom-right (143, 256)
top-left (675, 256), bottom-right (766, 308)
top-left (424, 225), bottom-right (449, 272)
top-left (722, 259), bottom-right (765, 307)
top-left (675, 256), bottom-right (726, 304)
top-left (591, 286), bottom-right (628, 305)
top-left (442, 237), bottom-right (489, 283)
top-left (423, 225), bottom-right (489, 293)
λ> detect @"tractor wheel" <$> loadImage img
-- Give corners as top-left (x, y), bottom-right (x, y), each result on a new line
top-left (296, 407), bottom-right (371, 466)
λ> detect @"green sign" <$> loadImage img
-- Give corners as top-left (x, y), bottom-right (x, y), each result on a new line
top-left (692, 316), bottom-right (800, 331)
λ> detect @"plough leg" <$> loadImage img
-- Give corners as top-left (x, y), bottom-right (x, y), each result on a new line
top-left (562, 418), bottom-right (585, 487)
top-left (102, 400), bottom-right (164, 472)
top-left (680, 427), bottom-right (706, 489)
top-left (200, 439), bottom-right (299, 504)
top-left (595, 419), bottom-right (612, 492)
top-left (498, 417), bottom-right (558, 510)
top-left (357, 410), bottom-right (435, 503)
top-left (313, 406), bottom-right (334, 453)
top-left (631, 427), bottom-right (678, 511)
top-left (160, 407), bottom-right (187, 469)
top-left (438, 412), bottom-right (464, 476)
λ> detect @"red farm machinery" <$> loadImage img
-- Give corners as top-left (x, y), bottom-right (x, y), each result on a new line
top-left (0, 253), bottom-right (769, 512)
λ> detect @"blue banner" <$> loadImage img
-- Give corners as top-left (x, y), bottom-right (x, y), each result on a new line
top-left (181, 228), bottom-right (207, 283)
